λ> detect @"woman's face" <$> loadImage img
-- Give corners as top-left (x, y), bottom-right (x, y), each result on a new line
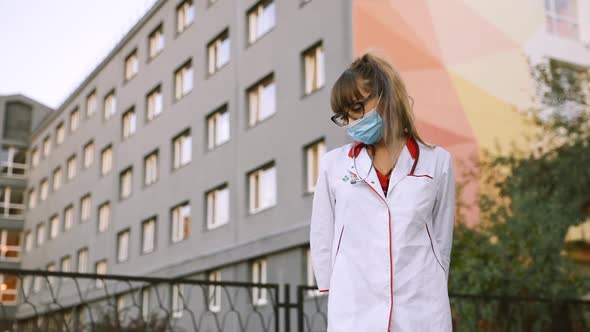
top-left (347, 87), bottom-right (380, 123)
top-left (330, 82), bottom-right (382, 127)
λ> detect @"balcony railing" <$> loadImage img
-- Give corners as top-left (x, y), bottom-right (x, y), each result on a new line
top-left (0, 245), bottom-right (20, 262)
top-left (0, 203), bottom-right (25, 219)
top-left (0, 162), bottom-right (27, 179)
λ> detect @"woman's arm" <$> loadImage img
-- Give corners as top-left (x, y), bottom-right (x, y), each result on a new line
top-left (432, 150), bottom-right (456, 283)
top-left (309, 153), bottom-right (336, 292)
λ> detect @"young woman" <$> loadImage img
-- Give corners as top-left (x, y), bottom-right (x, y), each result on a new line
top-left (309, 52), bottom-right (455, 331)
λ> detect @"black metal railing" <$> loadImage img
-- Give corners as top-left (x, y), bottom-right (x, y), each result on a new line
top-left (294, 286), bottom-right (590, 332)
top-left (448, 293), bottom-right (590, 332)
top-left (1, 268), bottom-right (589, 332)
top-left (0, 268), bottom-right (279, 332)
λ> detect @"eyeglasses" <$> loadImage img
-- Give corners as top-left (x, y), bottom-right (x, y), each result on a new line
top-left (331, 93), bottom-right (374, 127)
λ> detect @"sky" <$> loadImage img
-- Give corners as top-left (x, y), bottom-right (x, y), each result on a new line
top-left (0, 0), bottom-right (158, 109)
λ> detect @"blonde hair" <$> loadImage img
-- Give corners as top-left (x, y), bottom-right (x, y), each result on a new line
top-left (330, 52), bottom-right (434, 150)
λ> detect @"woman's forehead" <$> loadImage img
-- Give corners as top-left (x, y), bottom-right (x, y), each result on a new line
top-left (335, 86), bottom-right (365, 107)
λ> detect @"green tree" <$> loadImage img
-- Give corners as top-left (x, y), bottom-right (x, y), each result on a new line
top-left (449, 59), bottom-right (590, 331)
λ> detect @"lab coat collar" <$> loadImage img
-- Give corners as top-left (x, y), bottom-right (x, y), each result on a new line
top-left (347, 137), bottom-right (418, 201)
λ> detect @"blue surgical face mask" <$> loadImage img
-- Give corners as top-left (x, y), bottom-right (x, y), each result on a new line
top-left (345, 95), bottom-right (383, 144)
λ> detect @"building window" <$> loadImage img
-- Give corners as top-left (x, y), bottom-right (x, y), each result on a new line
top-left (303, 43), bottom-right (325, 95)
top-left (0, 275), bottom-right (18, 304)
top-left (64, 205), bottom-right (74, 230)
top-left (207, 29), bottom-right (230, 75)
top-left (67, 154), bottom-right (77, 180)
top-left (31, 147), bottom-right (40, 167)
top-left (171, 283), bottom-right (184, 318)
top-left (248, 163), bottom-right (277, 213)
top-left (305, 140), bottom-right (325, 192)
top-left (83, 141), bottom-right (94, 169)
top-left (248, 74), bottom-right (276, 126)
top-left (206, 184), bottom-right (229, 230)
top-left (80, 194), bottom-right (91, 223)
top-left (117, 229), bottom-right (130, 262)
top-left (52, 167), bottom-right (62, 191)
top-left (49, 215), bottom-right (59, 239)
top-left (24, 230), bottom-right (32, 253)
top-left (176, 0), bottom-right (194, 34)
top-left (33, 273), bottom-right (41, 293)
top-left (207, 105), bottom-right (230, 149)
top-left (95, 260), bottom-right (107, 288)
top-left (0, 186), bottom-right (24, 217)
top-left (171, 202), bottom-right (190, 243)
top-left (172, 130), bottom-right (191, 169)
top-left (116, 295), bottom-right (127, 321)
top-left (77, 248), bottom-right (88, 273)
top-left (86, 90), bottom-right (97, 116)
top-left (119, 167), bottom-right (133, 199)
top-left (28, 188), bottom-right (36, 209)
top-left (207, 270), bottom-right (221, 312)
top-left (47, 262), bottom-right (57, 289)
top-left (40, 178), bottom-right (48, 201)
top-left (251, 258), bottom-right (268, 306)
top-left (3, 101), bottom-right (32, 141)
top-left (36, 223), bottom-right (45, 246)
top-left (98, 202), bottom-right (110, 233)
top-left (122, 108), bottom-right (136, 139)
top-left (61, 255), bottom-right (71, 272)
top-left (141, 217), bottom-right (156, 254)
top-left (56, 122), bottom-right (65, 145)
top-left (22, 275), bottom-right (32, 296)
top-left (144, 150), bottom-right (159, 186)
top-left (148, 24), bottom-right (164, 59)
top-left (42, 136), bottom-right (51, 158)
top-left (101, 145), bottom-right (113, 175)
top-left (1, 145), bottom-right (27, 177)
top-left (247, 0), bottom-right (275, 44)
top-left (0, 230), bottom-right (21, 261)
top-left (125, 49), bottom-right (139, 81)
top-left (544, 0), bottom-right (579, 39)
top-left (146, 85), bottom-right (163, 121)
top-left (104, 90), bottom-right (117, 120)
top-left (142, 287), bottom-right (151, 320)
top-left (174, 60), bottom-right (193, 100)
top-left (70, 107), bottom-right (80, 132)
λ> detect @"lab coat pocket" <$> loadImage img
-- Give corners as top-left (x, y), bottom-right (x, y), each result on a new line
top-left (425, 223), bottom-right (446, 275)
top-left (398, 175), bottom-right (437, 222)
top-left (332, 224), bottom-right (345, 270)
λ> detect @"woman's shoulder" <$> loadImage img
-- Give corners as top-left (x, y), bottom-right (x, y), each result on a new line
top-left (416, 141), bottom-right (453, 181)
top-left (419, 141), bottom-right (452, 161)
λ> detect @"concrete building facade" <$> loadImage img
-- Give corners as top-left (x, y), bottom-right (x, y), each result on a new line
top-left (13, 0), bottom-right (351, 326)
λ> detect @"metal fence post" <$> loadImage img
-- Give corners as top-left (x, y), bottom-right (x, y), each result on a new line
top-left (283, 283), bottom-right (291, 332)
top-left (296, 286), bottom-right (304, 332)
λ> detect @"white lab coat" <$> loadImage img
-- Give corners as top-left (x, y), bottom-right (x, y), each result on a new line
top-left (310, 138), bottom-right (455, 331)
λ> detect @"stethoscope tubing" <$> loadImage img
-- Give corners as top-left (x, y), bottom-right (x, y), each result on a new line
top-left (350, 138), bottom-right (419, 185)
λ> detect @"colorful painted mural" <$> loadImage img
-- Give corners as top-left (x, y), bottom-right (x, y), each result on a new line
top-left (351, 0), bottom-right (586, 225)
